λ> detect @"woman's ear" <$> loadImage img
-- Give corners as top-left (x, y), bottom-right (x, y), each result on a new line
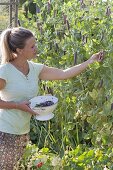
top-left (16, 48), bottom-right (23, 54)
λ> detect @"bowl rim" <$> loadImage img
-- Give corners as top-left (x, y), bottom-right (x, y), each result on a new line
top-left (30, 95), bottom-right (58, 109)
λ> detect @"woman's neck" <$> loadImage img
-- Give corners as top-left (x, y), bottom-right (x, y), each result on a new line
top-left (10, 59), bottom-right (29, 76)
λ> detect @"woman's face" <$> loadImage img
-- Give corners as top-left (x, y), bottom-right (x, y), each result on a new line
top-left (19, 36), bottom-right (37, 60)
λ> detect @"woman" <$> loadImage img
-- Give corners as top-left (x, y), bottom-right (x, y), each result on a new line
top-left (0, 27), bottom-right (103, 169)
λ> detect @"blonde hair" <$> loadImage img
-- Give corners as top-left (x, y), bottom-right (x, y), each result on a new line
top-left (0, 27), bottom-right (33, 64)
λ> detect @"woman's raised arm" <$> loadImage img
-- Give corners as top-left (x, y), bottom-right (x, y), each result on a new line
top-left (39, 51), bottom-right (104, 80)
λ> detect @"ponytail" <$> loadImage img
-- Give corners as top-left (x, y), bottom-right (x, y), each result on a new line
top-left (0, 29), bottom-right (14, 64)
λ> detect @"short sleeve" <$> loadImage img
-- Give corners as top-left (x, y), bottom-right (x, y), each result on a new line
top-left (0, 64), bottom-right (7, 82)
top-left (30, 61), bottom-right (44, 77)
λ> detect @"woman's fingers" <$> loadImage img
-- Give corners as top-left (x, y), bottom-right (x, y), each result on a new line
top-left (29, 108), bottom-right (38, 116)
top-left (98, 51), bottom-right (104, 61)
top-left (26, 102), bottom-right (38, 116)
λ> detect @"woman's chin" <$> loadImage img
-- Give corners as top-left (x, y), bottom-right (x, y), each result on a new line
top-left (29, 55), bottom-right (37, 60)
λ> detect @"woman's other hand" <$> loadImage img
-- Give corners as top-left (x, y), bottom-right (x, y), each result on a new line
top-left (16, 101), bottom-right (37, 116)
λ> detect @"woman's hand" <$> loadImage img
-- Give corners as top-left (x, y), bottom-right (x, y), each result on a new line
top-left (16, 101), bottom-right (37, 116)
top-left (88, 51), bottom-right (104, 64)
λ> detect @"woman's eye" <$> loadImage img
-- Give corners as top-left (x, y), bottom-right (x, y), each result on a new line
top-left (32, 45), bottom-right (35, 49)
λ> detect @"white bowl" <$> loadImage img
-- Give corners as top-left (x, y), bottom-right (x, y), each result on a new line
top-left (29, 95), bottom-right (58, 120)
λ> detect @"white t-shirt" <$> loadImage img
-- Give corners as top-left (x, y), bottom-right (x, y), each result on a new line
top-left (0, 61), bottom-right (44, 134)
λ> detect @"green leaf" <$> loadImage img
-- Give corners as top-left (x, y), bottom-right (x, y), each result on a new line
top-left (89, 89), bottom-right (98, 100)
